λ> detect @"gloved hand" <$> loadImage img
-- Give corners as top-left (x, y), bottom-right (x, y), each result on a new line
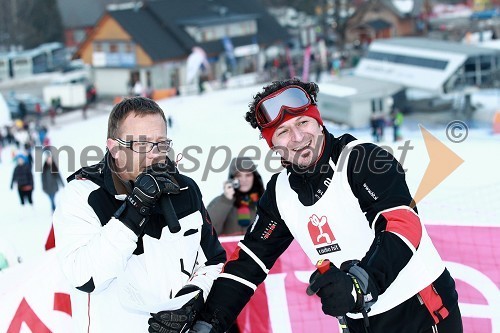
top-left (188, 321), bottom-right (216, 333)
top-left (114, 166), bottom-right (179, 236)
top-left (148, 285), bottom-right (204, 333)
top-left (308, 262), bottom-right (359, 317)
top-left (308, 260), bottom-right (379, 317)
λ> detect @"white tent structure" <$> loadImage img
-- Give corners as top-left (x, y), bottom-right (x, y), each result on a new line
top-left (318, 76), bottom-right (402, 128)
top-left (355, 37), bottom-right (500, 94)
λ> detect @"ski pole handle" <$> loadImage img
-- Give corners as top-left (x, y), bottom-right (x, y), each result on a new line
top-left (310, 259), bottom-right (351, 333)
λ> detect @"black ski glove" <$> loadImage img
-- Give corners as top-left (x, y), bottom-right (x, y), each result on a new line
top-left (148, 285), bottom-right (204, 333)
top-left (114, 166), bottom-right (179, 236)
top-left (307, 260), bottom-right (378, 317)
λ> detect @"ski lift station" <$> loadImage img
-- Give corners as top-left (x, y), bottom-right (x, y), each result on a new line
top-left (318, 76), bottom-right (403, 128)
top-left (319, 37), bottom-right (500, 127)
top-left (355, 37), bottom-right (500, 94)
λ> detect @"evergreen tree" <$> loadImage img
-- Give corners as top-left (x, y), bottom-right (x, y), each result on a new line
top-left (22, 0), bottom-right (64, 48)
top-left (0, 0), bottom-right (64, 50)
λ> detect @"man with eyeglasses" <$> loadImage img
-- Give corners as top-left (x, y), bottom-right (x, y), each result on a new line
top-left (189, 79), bottom-right (462, 333)
top-left (53, 97), bottom-right (226, 332)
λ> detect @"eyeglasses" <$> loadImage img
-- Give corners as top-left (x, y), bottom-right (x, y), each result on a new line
top-left (113, 138), bottom-right (173, 153)
top-left (255, 85), bottom-right (312, 128)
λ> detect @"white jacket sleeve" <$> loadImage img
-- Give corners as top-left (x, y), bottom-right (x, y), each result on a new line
top-left (186, 207), bottom-right (227, 301)
top-left (53, 180), bottom-right (138, 293)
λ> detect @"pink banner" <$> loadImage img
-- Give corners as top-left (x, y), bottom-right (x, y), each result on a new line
top-left (222, 225), bottom-right (500, 333)
top-left (427, 225), bottom-right (500, 333)
top-left (1, 225), bottom-right (498, 332)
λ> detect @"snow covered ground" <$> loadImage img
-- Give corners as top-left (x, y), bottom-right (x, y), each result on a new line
top-left (1, 83), bottom-right (500, 266)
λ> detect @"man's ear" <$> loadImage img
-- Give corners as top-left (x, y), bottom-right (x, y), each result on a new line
top-left (106, 138), bottom-right (119, 159)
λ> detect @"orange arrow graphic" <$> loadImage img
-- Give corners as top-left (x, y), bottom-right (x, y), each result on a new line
top-left (411, 125), bottom-right (464, 208)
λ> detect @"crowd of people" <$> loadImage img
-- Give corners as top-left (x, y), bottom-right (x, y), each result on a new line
top-left (0, 117), bottom-right (64, 272)
top-left (2, 119), bottom-right (63, 211)
top-left (2, 78), bottom-right (461, 333)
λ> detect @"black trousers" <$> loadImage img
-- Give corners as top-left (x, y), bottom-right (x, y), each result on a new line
top-left (18, 189), bottom-right (33, 205)
top-left (346, 296), bottom-right (462, 333)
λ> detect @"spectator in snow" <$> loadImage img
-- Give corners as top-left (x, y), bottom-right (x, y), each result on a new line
top-left (10, 155), bottom-right (34, 206)
top-left (41, 154), bottom-right (65, 212)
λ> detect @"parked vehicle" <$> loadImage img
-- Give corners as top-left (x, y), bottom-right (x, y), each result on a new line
top-left (43, 84), bottom-right (86, 109)
top-left (43, 70), bottom-right (95, 109)
top-left (7, 94), bottom-right (50, 120)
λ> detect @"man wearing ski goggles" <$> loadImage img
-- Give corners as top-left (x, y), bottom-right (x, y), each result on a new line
top-left (190, 79), bottom-right (462, 333)
top-left (255, 85), bottom-right (323, 145)
top-left (254, 84), bottom-right (325, 168)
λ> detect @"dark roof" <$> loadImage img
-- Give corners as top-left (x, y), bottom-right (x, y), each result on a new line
top-left (365, 19), bottom-right (392, 31)
top-left (56, 0), bottom-right (131, 29)
top-left (108, 9), bottom-right (187, 61)
top-left (178, 14), bottom-right (261, 27)
top-left (79, 0), bottom-right (289, 62)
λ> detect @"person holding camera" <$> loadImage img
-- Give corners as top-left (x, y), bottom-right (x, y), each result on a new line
top-left (53, 97), bottom-right (226, 333)
top-left (207, 157), bottom-right (265, 236)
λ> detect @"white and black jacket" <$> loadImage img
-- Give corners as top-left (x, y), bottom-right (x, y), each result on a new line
top-left (200, 128), bottom-right (458, 333)
top-left (53, 155), bottom-right (226, 333)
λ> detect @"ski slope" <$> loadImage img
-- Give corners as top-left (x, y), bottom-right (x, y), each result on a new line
top-left (1, 83), bottom-right (499, 263)
top-left (1, 83), bottom-right (500, 332)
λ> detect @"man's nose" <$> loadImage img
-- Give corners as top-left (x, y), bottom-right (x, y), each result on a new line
top-left (147, 145), bottom-right (162, 158)
top-left (290, 126), bottom-right (304, 142)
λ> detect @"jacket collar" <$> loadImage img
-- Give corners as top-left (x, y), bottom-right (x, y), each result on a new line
top-left (67, 152), bottom-right (123, 196)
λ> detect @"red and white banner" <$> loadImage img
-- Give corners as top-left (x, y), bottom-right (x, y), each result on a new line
top-left (0, 250), bottom-right (72, 333)
top-left (1, 225), bottom-right (499, 333)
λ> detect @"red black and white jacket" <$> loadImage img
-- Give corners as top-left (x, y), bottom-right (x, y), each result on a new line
top-left (201, 129), bottom-right (458, 332)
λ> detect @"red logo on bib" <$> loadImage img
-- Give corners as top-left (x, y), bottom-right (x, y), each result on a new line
top-left (308, 214), bottom-right (335, 245)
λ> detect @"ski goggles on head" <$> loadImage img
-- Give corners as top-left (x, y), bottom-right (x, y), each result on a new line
top-left (256, 85), bottom-right (312, 128)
